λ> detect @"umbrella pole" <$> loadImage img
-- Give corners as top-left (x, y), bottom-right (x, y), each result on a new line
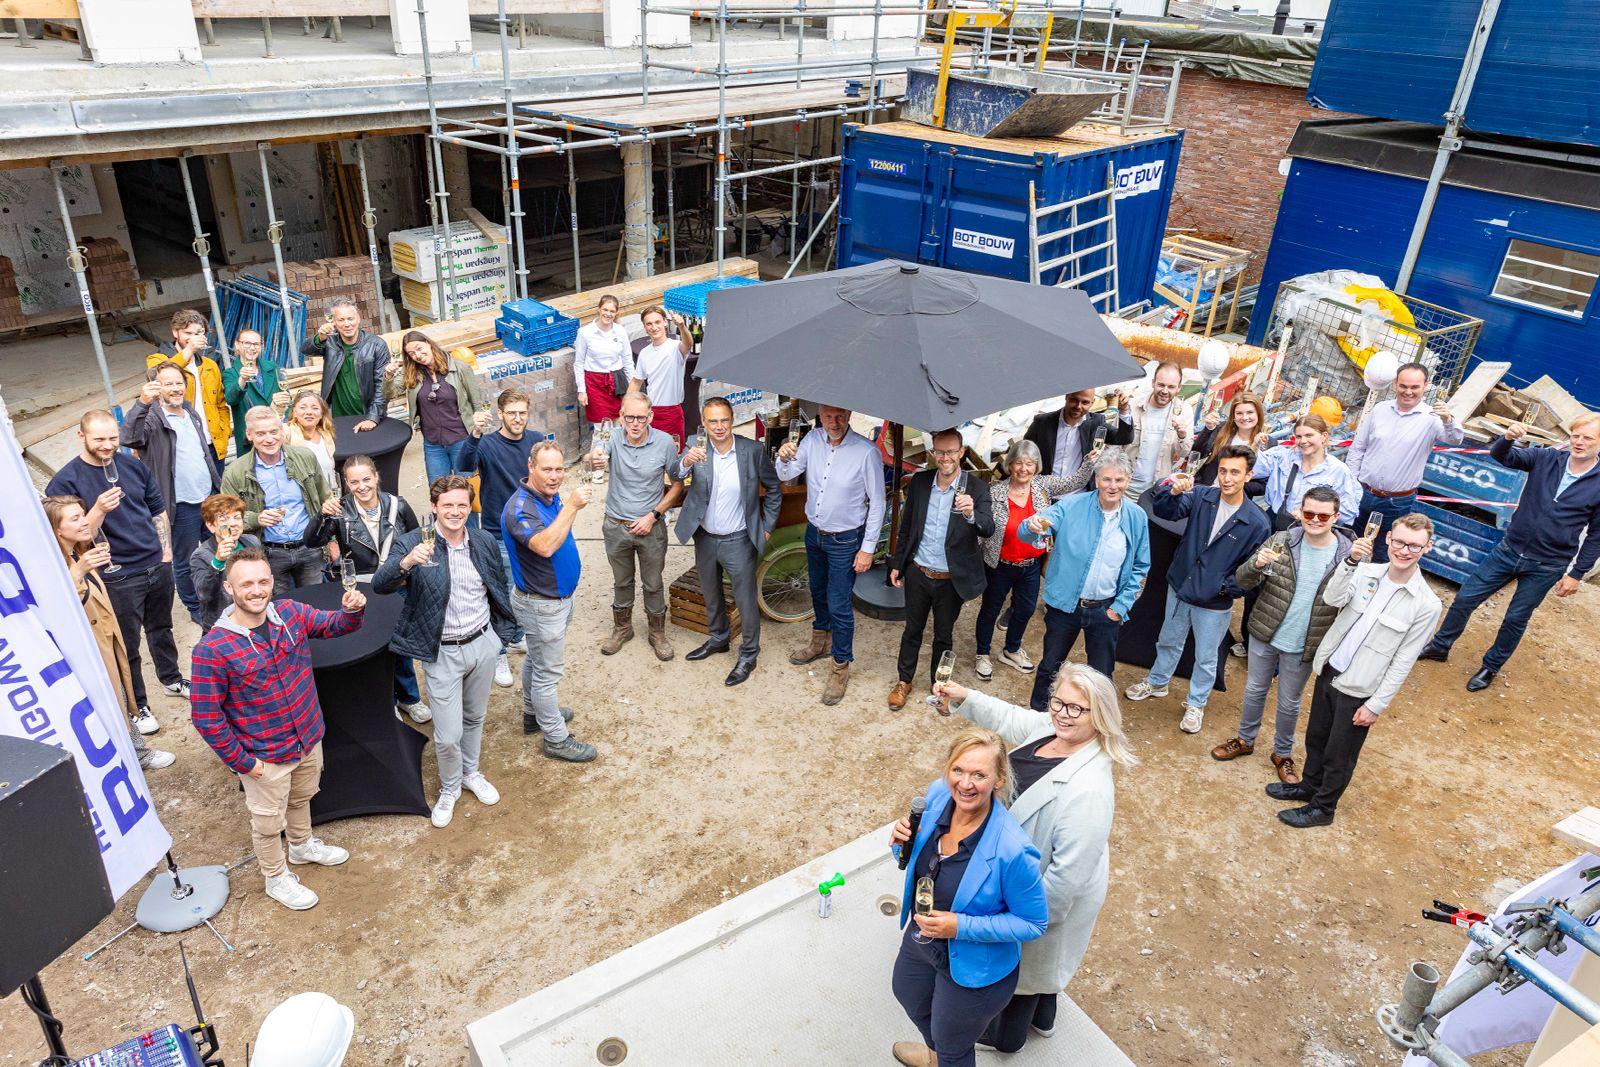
top-left (886, 422), bottom-right (904, 581)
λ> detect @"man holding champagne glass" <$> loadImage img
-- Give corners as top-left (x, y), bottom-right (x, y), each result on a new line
top-left (887, 428), bottom-right (994, 711)
top-left (375, 476), bottom-right (519, 828)
top-left (222, 329), bottom-right (281, 458)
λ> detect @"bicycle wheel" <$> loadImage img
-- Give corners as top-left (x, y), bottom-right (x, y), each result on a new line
top-left (756, 541), bottom-right (814, 624)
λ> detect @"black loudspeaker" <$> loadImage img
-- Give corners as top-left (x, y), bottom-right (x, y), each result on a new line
top-left (0, 735), bottom-right (114, 997)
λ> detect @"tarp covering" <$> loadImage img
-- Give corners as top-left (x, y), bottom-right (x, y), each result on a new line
top-left (1003, 17), bottom-right (1319, 87)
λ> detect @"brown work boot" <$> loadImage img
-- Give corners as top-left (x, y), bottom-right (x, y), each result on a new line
top-left (789, 628), bottom-right (831, 665)
top-left (1210, 736), bottom-right (1254, 761)
top-left (822, 659), bottom-right (850, 706)
top-left (645, 610), bottom-right (674, 661)
top-left (600, 606), bottom-right (633, 656)
top-left (887, 680), bottom-right (912, 710)
top-left (1271, 753), bottom-right (1302, 785)
top-left (892, 1042), bottom-right (935, 1067)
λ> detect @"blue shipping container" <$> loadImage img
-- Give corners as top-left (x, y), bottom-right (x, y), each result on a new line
top-left (1309, 0), bottom-right (1600, 149)
top-left (835, 120), bottom-right (1184, 308)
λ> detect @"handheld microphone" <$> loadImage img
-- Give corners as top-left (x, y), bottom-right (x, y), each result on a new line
top-left (896, 795), bottom-right (927, 871)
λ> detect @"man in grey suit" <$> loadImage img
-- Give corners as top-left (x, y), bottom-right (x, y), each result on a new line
top-left (675, 396), bottom-right (782, 686)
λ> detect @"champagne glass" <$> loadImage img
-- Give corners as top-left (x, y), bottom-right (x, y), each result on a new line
top-left (339, 557), bottom-right (357, 592)
top-left (420, 514), bottom-right (440, 567)
top-left (593, 419), bottom-right (614, 485)
top-left (1092, 423), bottom-right (1109, 451)
top-left (94, 531), bottom-right (120, 575)
top-left (787, 419), bottom-right (803, 448)
top-left (103, 455), bottom-right (120, 489)
top-left (695, 431), bottom-right (708, 454)
top-left (1363, 512), bottom-right (1384, 543)
top-left (912, 876), bottom-right (936, 944)
top-left (1184, 450), bottom-right (1202, 474)
top-left (926, 650), bottom-right (956, 707)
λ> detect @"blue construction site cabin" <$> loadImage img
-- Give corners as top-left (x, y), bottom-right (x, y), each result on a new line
top-left (1308, 0), bottom-right (1600, 148)
top-left (835, 120), bottom-right (1184, 309)
top-left (1248, 119), bottom-right (1600, 405)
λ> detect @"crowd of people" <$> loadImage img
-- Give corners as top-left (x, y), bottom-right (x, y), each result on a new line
top-left (34, 299), bottom-right (1600, 1062)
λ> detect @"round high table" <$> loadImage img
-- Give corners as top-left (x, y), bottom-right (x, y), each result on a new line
top-left (283, 580), bottom-right (429, 825)
top-left (332, 415), bottom-right (413, 496)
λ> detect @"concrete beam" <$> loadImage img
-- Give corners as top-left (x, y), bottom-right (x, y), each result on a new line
top-left (602, 0), bottom-right (688, 49)
top-left (79, 0), bottom-right (201, 64)
top-left (390, 0), bottom-right (472, 55)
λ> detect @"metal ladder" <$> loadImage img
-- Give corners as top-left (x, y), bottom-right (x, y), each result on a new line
top-left (1025, 161), bottom-right (1120, 312)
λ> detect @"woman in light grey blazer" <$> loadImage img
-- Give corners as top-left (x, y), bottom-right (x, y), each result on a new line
top-left (934, 663), bottom-right (1138, 1053)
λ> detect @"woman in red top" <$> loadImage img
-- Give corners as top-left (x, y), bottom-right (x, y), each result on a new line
top-left (973, 438), bottom-right (1095, 680)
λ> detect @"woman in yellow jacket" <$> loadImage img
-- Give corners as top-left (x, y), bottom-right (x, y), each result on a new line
top-left (147, 308), bottom-right (231, 461)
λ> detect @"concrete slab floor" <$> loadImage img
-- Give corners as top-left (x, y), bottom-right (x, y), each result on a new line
top-left (1, 20), bottom-right (924, 102)
top-left (469, 825), bottom-right (1133, 1066)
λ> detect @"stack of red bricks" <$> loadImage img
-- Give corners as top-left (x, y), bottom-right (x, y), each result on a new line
top-left (83, 237), bottom-right (139, 312)
top-left (0, 256), bottom-right (25, 330)
top-left (270, 255), bottom-right (381, 339)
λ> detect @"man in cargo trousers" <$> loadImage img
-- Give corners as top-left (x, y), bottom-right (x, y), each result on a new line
top-left (587, 392), bottom-right (685, 661)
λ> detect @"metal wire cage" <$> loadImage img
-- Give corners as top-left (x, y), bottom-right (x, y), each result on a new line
top-left (1256, 282), bottom-right (1484, 416)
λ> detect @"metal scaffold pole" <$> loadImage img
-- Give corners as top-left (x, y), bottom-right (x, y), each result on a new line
top-left (665, 137), bottom-right (677, 272)
top-left (49, 163), bottom-right (117, 410)
top-left (178, 153), bottom-right (233, 370)
top-left (496, 0), bottom-right (528, 299)
top-left (714, 0), bottom-right (729, 278)
top-left (565, 135), bottom-right (582, 292)
top-left (416, 0), bottom-right (463, 320)
top-left (257, 144), bottom-right (300, 366)
top-left (352, 139), bottom-right (394, 332)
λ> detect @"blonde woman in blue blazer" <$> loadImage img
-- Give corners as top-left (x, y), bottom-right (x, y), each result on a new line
top-left (888, 728), bottom-right (1049, 1067)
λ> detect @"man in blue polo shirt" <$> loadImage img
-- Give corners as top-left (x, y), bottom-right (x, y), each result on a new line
top-left (503, 439), bottom-right (597, 763)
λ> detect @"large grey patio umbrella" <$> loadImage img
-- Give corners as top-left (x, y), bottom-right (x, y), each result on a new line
top-left (696, 258), bottom-right (1143, 429)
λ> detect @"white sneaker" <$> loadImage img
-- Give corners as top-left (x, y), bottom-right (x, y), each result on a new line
top-left (399, 700), bottom-right (432, 724)
top-left (494, 653), bottom-right (514, 688)
top-left (505, 636), bottom-right (527, 655)
top-left (139, 749), bottom-right (176, 770)
top-left (975, 654), bottom-right (993, 680)
top-left (462, 772), bottom-right (500, 805)
top-left (431, 790), bottom-right (459, 828)
top-left (1124, 680), bottom-right (1168, 701)
top-left (1179, 705), bottom-right (1205, 733)
top-left (265, 872), bottom-right (318, 911)
top-left (163, 679), bottom-right (191, 699)
top-left (132, 706), bottom-right (160, 735)
top-left (996, 647), bottom-right (1035, 674)
top-left (1230, 642), bottom-right (1248, 659)
top-left (287, 836), bottom-right (349, 866)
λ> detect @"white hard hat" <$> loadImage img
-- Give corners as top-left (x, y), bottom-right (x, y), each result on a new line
top-left (251, 992), bottom-right (355, 1067)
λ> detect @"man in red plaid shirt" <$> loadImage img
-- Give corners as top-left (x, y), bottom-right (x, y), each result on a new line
top-left (190, 546), bottom-right (365, 911)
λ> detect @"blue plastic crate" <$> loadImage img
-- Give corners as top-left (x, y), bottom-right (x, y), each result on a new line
top-left (495, 298), bottom-right (578, 355)
top-left (662, 276), bottom-right (762, 319)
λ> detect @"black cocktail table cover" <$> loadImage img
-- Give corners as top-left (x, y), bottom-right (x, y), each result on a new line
top-left (332, 416), bottom-right (412, 496)
top-left (284, 580), bottom-right (429, 824)
top-left (1114, 490), bottom-right (1231, 693)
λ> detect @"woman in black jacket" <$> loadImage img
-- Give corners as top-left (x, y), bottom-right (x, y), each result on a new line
top-left (311, 454), bottom-right (428, 722)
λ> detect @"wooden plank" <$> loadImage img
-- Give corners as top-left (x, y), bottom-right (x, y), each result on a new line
top-left (1552, 807), bottom-right (1600, 854)
top-left (0, 0), bottom-right (79, 16)
top-left (17, 368), bottom-right (151, 451)
top-left (1523, 374), bottom-right (1592, 432)
top-left (462, 207), bottom-right (509, 248)
top-left (192, 1), bottom-right (387, 15)
top-left (1446, 360), bottom-right (1511, 424)
top-left (866, 118), bottom-right (1165, 159)
top-left (1540, 1022), bottom-right (1600, 1067)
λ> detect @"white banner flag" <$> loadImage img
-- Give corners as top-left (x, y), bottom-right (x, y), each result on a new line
top-left (0, 411), bottom-right (170, 900)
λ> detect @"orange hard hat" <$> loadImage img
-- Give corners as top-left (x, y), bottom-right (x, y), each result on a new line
top-left (1309, 395), bottom-right (1344, 426)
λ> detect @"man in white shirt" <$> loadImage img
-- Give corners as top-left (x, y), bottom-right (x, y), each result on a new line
top-left (1271, 512), bottom-right (1442, 828)
top-left (674, 397), bottom-right (782, 686)
top-left (630, 306), bottom-right (693, 449)
top-left (1124, 361), bottom-right (1192, 500)
top-left (1346, 362), bottom-right (1464, 560)
top-left (776, 404), bottom-right (887, 705)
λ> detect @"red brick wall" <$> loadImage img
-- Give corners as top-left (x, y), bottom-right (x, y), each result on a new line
top-left (1163, 68), bottom-right (1352, 285)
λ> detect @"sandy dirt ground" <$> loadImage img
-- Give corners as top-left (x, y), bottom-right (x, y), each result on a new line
top-left (3, 442), bottom-right (1597, 1067)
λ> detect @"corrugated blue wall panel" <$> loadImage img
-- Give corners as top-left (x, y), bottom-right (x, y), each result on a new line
top-left (1249, 158), bottom-right (1600, 404)
top-left (1309, 0), bottom-right (1600, 148)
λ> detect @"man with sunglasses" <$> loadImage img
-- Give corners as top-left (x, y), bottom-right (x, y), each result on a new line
top-left (1214, 486), bottom-right (1352, 785)
top-left (588, 392), bottom-right (684, 660)
top-left (1271, 512), bottom-right (1441, 828)
top-left (887, 428), bottom-right (994, 710)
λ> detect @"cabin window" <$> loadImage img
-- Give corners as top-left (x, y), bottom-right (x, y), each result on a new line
top-left (1492, 239), bottom-right (1600, 318)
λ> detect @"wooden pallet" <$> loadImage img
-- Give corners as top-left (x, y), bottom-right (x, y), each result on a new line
top-left (669, 566), bottom-right (740, 637)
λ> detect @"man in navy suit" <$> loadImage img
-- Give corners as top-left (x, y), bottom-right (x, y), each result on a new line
top-left (887, 428), bottom-right (995, 710)
top-left (674, 397), bottom-right (782, 686)
top-left (1124, 444), bottom-right (1269, 735)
